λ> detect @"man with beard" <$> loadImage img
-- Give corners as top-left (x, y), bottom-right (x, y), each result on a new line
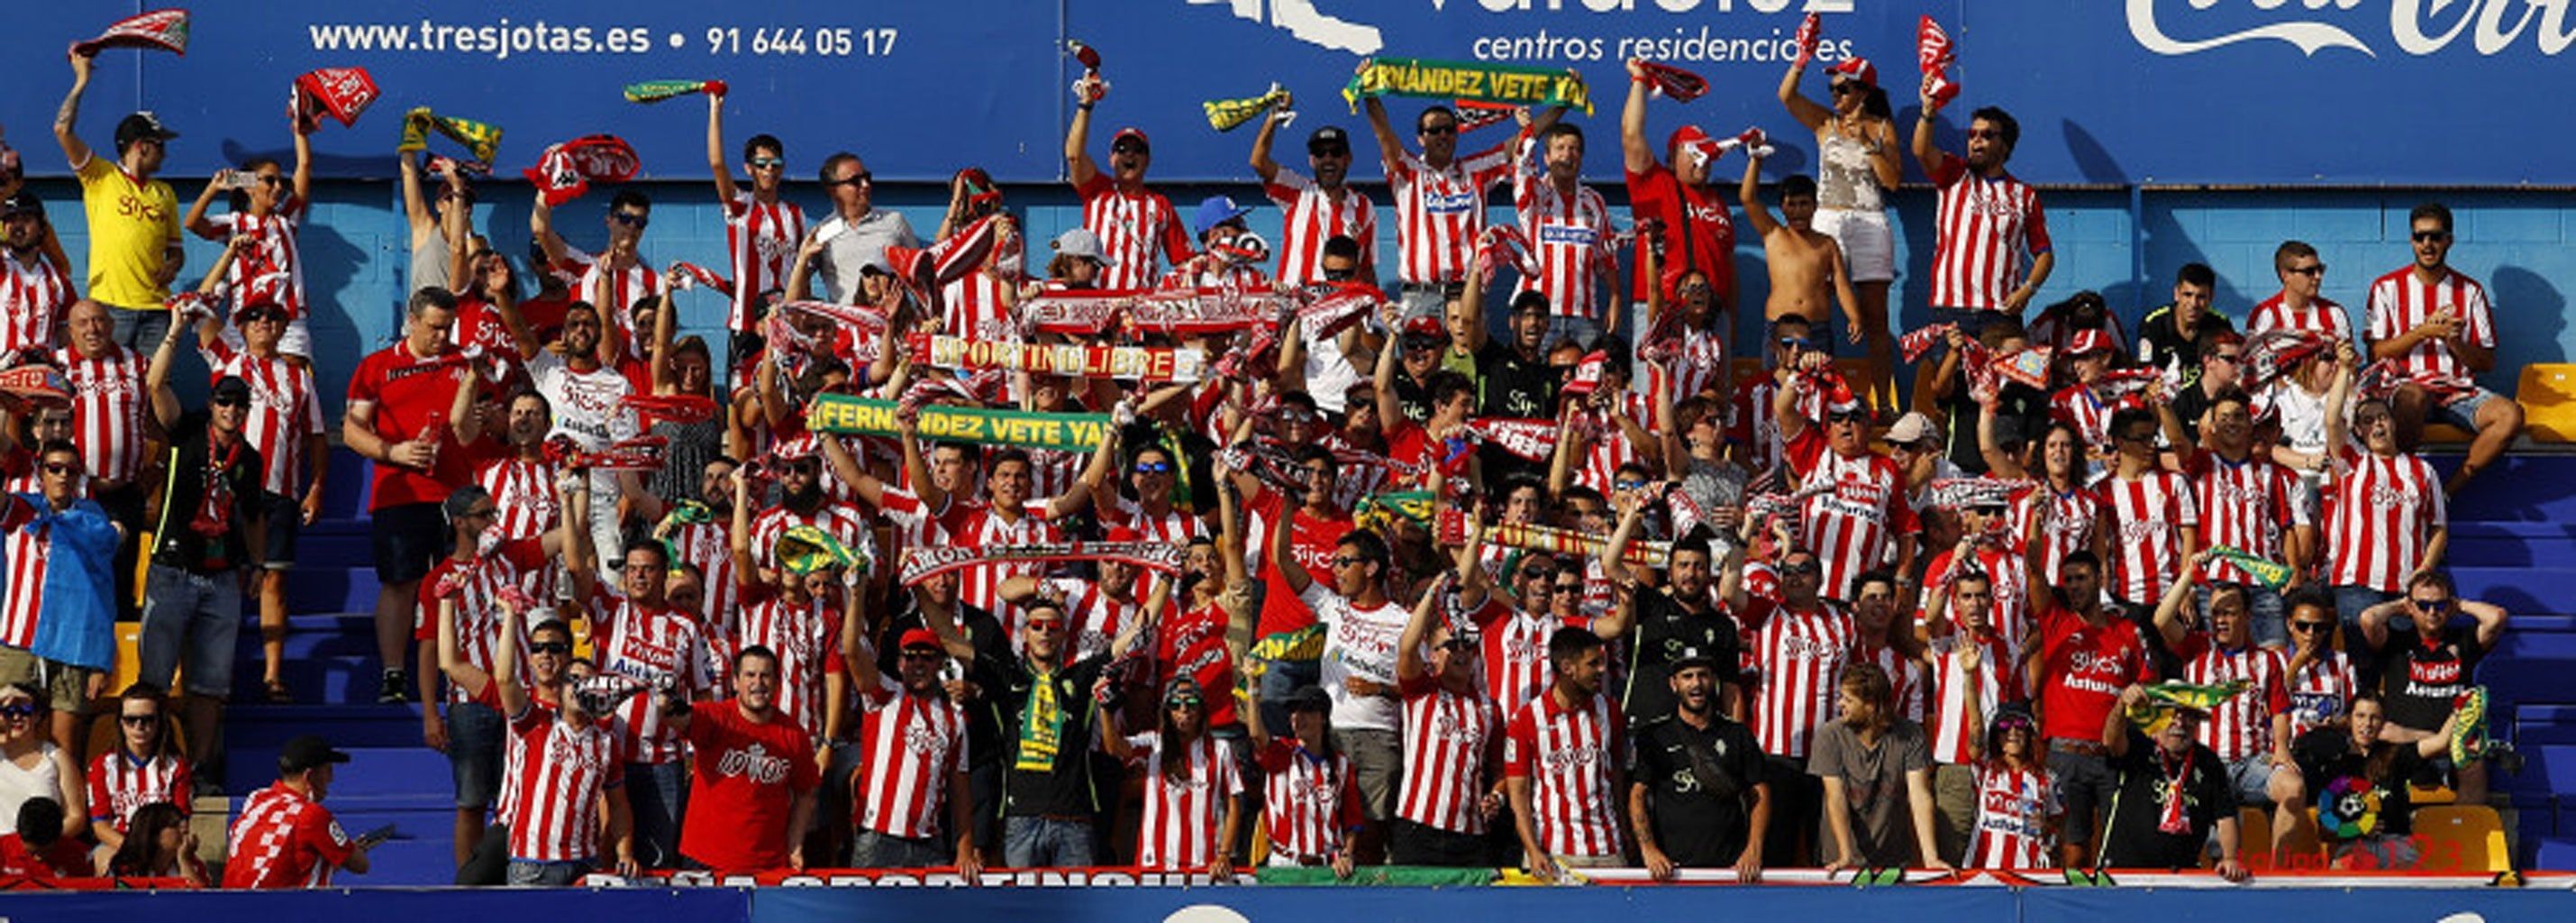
top-left (1365, 95), bottom-right (1556, 321)
top-left (660, 645), bottom-right (821, 873)
top-left (2025, 551), bottom-right (2155, 870)
top-left (1505, 627), bottom-right (1626, 876)
top-left (870, 567), bottom-right (1007, 865)
top-left (1910, 87), bottom-right (2052, 408)
top-left (0, 193), bottom-right (71, 364)
top-left (1599, 499), bottom-right (1743, 726)
top-left (2098, 687), bottom-right (2247, 879)
top-left (532, 190), bottom-right (661, 360)
top-left (2367, 202), bottom-right (2521, 494)
top-left (1253, 110), bottom-right (1375, 288)
top-left (563, 482), bottom-right (714, 870)
top-left (749, 443), bottom-right (875, 587)
top-left (840, 623), bottom-right (979, 876)
top-left (523, 303), bottom-right (642, 583)
top-left (1725, 547), bottom-right (1850, 867)
top-left (659, 456), bottom-right (742, 650)
top-left (1064, 73), bottom-right (1189, 288)
top-left (1628, 647), bottom-right (1768, 882)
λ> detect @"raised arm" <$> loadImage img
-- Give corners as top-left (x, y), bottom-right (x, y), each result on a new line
top-left (1778, 59), bottom-right (1832, 131)
top-left (1910, 75), bottom-right (1952, 178)
top-left (1620, 59), bottom-right (1656, 175)
top-left (55, 52), bottom-right (96, 167)
top-left (1249, 94), bottom-right (1292, 184)
top-left (291, 124), bottom-right (315, 209)
top-left (705, 89), bottom-right (741, 206)
top-left (183, 172), bottom-right (232, 242)
top-left (491, 595), bottom-right (532, 717)
top-left (529, 196), bottom-right (569, 268)
top-left (1738, 151), bottom-right (1780, 239)
top-left (1592, 495), bottom-right (1648, 640)
top-left (2464, 598), bottom-right (2509, 652)
top-left (1064, 76), bottom-right (1104, 189)
top-left (1268, 494), bottom-right (1315, 598)
top-left (1361, 96), bottom-right (1406, 175)
top-left (2150, 550), bottom-right (2208, 648)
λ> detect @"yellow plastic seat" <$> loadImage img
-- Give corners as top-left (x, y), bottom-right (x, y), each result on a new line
top-left (2517, 363), bottom-right (2576, 443)
top-left (2408, 781), bottom-right (2457, 806)
top-left (2412, 804), bottom-right (2511, 873)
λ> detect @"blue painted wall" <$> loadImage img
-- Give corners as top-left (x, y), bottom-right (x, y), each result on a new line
top-left (23, 177), bottom-right (2568, 418)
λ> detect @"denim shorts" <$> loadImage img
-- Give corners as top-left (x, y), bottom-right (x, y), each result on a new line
top-left (259, 491), bottom-right (303, 570)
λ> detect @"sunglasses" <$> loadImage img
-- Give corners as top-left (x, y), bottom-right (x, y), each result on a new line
top-left (781, 459), bottom-right (823, 475)
top-left (2412, 231), bottom-right (2451, 242)
top-left (1331, 555), bottom-right (1366, 567)
top-left (1780, 561), bottom-right (1822, 576)
top-left (1418, 124), bottom-right (1458, 136)
top-left (2411, 597), bottom-right (2454, 613)
top-left (1311, 147), bottom-right (1351, 160)
top-left (1111, 142), bottom-right (1150, 155)
top-left (1779, 336), bottom-right (1816, 351)
top-left (2290, 621), bottom-right (2334, 635)
top-left (1133, 461), bottom-right (1174, 474)
top-left (528, 641), bottom-right (574, 655)
top-left (1403, 337), bottom-right (1444, 352)
top-left (610, 211), bottom-right (651, 229)
top-left (461, 506), bottom-right (499, 520)
top-left (240, 310), bottom-right (286, 324)
top-left (748, 157), bottom-right (785, 169)
top-left (1554, 581), bottom-right (1584, 593)
top-left (1967, 129), bottom-right (2007, 140)
top-left (1831, 81), bottom-right (1867, 96)
top-left (1826, 411), bottom-right (1867, 424)
top-left (1614, 480), bottom-right (1649, 491)
top-left (2287, 264), bottom-right (2325, 277)
top-left (1323, 267), bottom-right (1358, 280)
top-left (211, 395), bottom-right (250, 407)
top-left (41, 462), bottom-right (78, 476)
top-left (120, 713), bottom-right (159, 727)
top-left (1025, 620), bottom-right (1065, 634)
top-left (0, 703), bottom-right (37, 719)
top-left (830, 171), bottom-right (874, 187)
top-left (899, 650), bottom-right (945, 661)
top-left (2209, 352), bottom-right (2241, 363)
top-left (1521, 568), bottom-right (1557, 581)
top-left (1167, 695), bottom-right (1206, 708)
top-left (256, 174), bottom-right (290, 187)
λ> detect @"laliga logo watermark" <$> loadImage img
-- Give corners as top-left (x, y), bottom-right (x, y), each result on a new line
top-left (2130, 0), bottom-right (2576, 58)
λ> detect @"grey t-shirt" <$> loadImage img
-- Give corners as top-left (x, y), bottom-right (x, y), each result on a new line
top-left (812, 208), bottom-right (920, 304)
top-left (1808, 718), bottom-right (1931, 867)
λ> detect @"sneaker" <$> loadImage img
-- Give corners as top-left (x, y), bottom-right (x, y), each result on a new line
top-left (378, 669), bottom-right (412, 705)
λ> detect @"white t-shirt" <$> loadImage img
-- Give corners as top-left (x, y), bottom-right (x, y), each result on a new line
top-left (1301, 581), bottom-right (1411, 732)
top-left (527, 349), bottom-right (638, 451)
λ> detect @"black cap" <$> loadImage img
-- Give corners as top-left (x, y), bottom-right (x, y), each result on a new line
top-left (0, 192), bottom-right (41, 221)
top-left (210, 375), bottom-right (252, 404)
top-left (114, 112), bottom-right (179, 152)
top-left (1306, 125), bottom-right (1351, 154)
top-left (1286, 685), bottom-right (1332, 714)
top-left (278, 735), bottom-right (350, 773)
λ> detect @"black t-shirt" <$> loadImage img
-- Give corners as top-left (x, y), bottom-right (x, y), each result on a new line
top-left (1475, 340), bottom-right (1557, 420)
top-left (1391, 370), bottom-right (1434, 425)
top-left (2378, 619), bottom-right (2485, 732)
top-left (878, 602), bottom-right (1011, 765)
top-left (2169, 382), bottom-right (2217, 446)
top-left (2098, 732), bottom-right (2236, 869)
top-left (2293, 726), bottom-right (2430, 841)
top-left (2135, 305), bottom-right (2236, 390)
top-left (151, 416), bottom-right (266, 574)
top-left (1631, 712), bottom-right (1767, 867)
top-left (1618, 590), bottom-right (1743, 722)
top-left (969, 650), bottom-right (1115, 818)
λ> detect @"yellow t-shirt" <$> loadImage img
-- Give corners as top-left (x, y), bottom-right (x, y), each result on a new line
top-left (74, 153), bottom-right (179, 309)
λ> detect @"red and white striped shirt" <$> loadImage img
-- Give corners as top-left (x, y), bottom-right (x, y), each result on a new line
top-left (2323, 446), bottom-right (2445, 593)
top-left (2245, 293), bottom-right (2354, 344)
top-left (1740, 599), bottom-right (1855, 760)
top-left (1576, 393), bottom-right (1662, 498)
top-left (591, 588), bottom-right (713, 764)
top-left (0, 498), bottom-right (53, 649)
top-left (223, 781), bottom-right (353, 889)
top-left (669, 519), bottom-right (738, 651)
top-left (1921, 544), bottom-right (2033, 657)
top-left (56, 344), bottom-right (148, 484)
top-left (934, 501), bottom-right (1061, 630)
top-left (1385, 142), bottom-right (1516, 285)
top-left (473, 454), bottom-right (560, 544)
top-left (412, 540), bottom-right (548, 704)
top-left (1925, 160), bottom-right (2050, 312)
top-left (1129, 731), bottom-right (1243, 871)
top-left (736, 589), bottom-right (843, 742)
top-left (1470, 600), bottom-right (1558, 710)
top-left (200, 342), bottom-right (323, 497)
top-left (557, 250), bottom-right (662, 353)
top-left (1855, 639), bottom-right (1929, 726)
top-left (500, 708), bottom-right (626, 862)
top-left (853, 680), bottom-right (968, 840)
top-left (1925, 630), bottom-right (2020, 765)
top-left (940, 270), bottom-right (1020, 343)
top-left (1511, 136), bottom-right (1614, 321)
top-left (2186, 451), bottom-right (2305, 583)
top-left (0, 249), bottom-right (71, 359)
top-left (210, 201), bottom-right (308, 318)
top-left (1045, 577), bottom-right (1142, 663)
top-left (723, 191), bottom-right (806, 331)
top-left (1967, 763), bottom-right (2059, 870)
top-left (1074, 175), bottom-right (1191, 291)
top-left (2175, 632), bottom-right (2291, 762)
top-left (2015, 483), bottom-right (2102, 587)
top-left (2287, 649), bottom-right (2358, 738)
top-left (2049, 384), bottom-right (2136, 456)
top-left (1503, 690), bottom-right (1626, 859)
top-left (2366, 267), bottom-right (2494, 390)
top-left (1784, 427), bottom-right (1918, 600)
top-left (1253, 738), bottom-right (1361, 864)
top-left (1105, 496), bottom-right (1206, 547)
top-left (1262, 169), bottom-right (1377, 287)
top-left (86, 749), bottom-right (191, 833)
top-left (2098, 471), bottom-right (2198, 605)
top-left (1397, 676), bottom-right (1502, 835)
top-left (1728, 377), bottom-right (1792, 478)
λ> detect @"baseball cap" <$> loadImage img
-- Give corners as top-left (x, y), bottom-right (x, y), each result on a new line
top-left (1828, 57), bottom-right (1880, 89)
top-left (1886, 412), bottom-right (1938, 446)
top-left (114, 112), bottom-right (179, 151)
top-left (1110, 127), bottom-right (1151, 153)
top-left (1191, 196), bottom-right (1254, 239)
top-left (2067, 329), bottom-right (2116, 356)
top-left (1051, 228), bottom-right (1114, 265)
top-left (1286, 685), bottom-right (1332, 713)
top-left (278, 735), bottom-right (350, 773)
top-left (1401, 315), bottom-right (1444, 340)
top-left (1667, 124), bottom-right (1711, 154)
top-left (0, 192), bottom-right (41, 221)
top-left (210, 375), bottom-right (253, 406)
top-left (898, 627), bottom-right (943, 652)
top-left (1307, 125), bottom-right (1352, 155)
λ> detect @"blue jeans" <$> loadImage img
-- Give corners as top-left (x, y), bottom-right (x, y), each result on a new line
top-left (625, 761), bottom-right (688, 869)
top-left (2197, 582), bottom-right (2289, 649)
top-left (1003, 816), bottom-right (1097, 868)
top-left (111, 306), bottom-right (172, 356)
top-left (139, 564), bottom-right (243, 698)
top-left (853, 828), bottom-right (951, 869)
top-left (445, 700), bottom-right (505, 810)
top-left (506, 859), bottom-right (593, 886)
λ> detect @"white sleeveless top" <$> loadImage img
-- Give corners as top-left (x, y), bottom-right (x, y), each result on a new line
top-left (0, 742), bottom-right (64, 825)
top-left (1816, 127), bottom-right (1888, 213)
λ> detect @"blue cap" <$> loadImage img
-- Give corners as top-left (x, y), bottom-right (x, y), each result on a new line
top-left (1191, 196), bottom-right (1253, 239)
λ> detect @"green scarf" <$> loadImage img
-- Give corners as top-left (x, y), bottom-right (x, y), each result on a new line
top-left (1015, 665), bottom-right (1068, 772)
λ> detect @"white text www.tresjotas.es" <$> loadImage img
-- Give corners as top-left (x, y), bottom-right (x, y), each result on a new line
top-left (307, 20), bottom-right (898, 61)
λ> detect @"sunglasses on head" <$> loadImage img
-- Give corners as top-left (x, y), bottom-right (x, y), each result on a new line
top-left (610, 211), bottom-right (651, 229)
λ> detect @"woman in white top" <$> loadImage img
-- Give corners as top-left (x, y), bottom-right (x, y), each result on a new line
top-left (0, 682), bottom-right (86, 840)
top-left (1781, 56), bottom-right (1903, 415)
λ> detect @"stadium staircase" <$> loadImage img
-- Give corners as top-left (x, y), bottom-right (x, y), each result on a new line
top-left (201, 445), bottom-right (2576, 884)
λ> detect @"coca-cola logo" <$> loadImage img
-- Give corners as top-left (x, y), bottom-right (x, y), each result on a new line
top-left (2129, 0), bottom-right (2576, 58)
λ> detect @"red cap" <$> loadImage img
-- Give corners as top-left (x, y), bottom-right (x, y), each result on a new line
top-left (1402, 315), bottom-right (1444, 338)
top-left (1111, 127), bottom-right (1151, 151)
top-left (899, 628), bottom-right (943, 652)
top-left (1828, 57), bottom-right (1879, 88)
top-left (2068, 329), bottom-right (2116, 356)
top-left (1666, 124), bottom-right (1711, 154)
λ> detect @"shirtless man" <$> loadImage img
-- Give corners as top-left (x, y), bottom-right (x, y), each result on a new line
top-left (1740, 151), bottom-right (1861, 356)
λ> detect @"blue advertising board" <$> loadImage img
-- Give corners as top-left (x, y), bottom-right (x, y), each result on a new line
top-left (2, 2), bottom-right (2565, 185)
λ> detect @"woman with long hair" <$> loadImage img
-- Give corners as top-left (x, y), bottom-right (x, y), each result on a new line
top-left (1964, 705), bottom-right (2059, 870)
top-left (0, 683), bottom-right (83, 842)
top-left (1985, 416), bottom-right (2109, 588)
top-left (100, 801), bottom-right (208, 885)
top-left (1245, 685), bottom-right (1357, 875)
top-left (1102, 676), bottom-right (1243, 876)
top-left (1780, 55), bottom-right (1902, 416)
top-left (86, 683), bottom-right (192, 854)
top-left (2294, 692), bottom-right (2456, 870)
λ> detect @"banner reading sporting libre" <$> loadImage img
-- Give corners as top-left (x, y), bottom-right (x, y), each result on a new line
top-left (11, 1), bottom-right (2567, 184)
top-left (804, 393), bottom-right (1108, 452)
